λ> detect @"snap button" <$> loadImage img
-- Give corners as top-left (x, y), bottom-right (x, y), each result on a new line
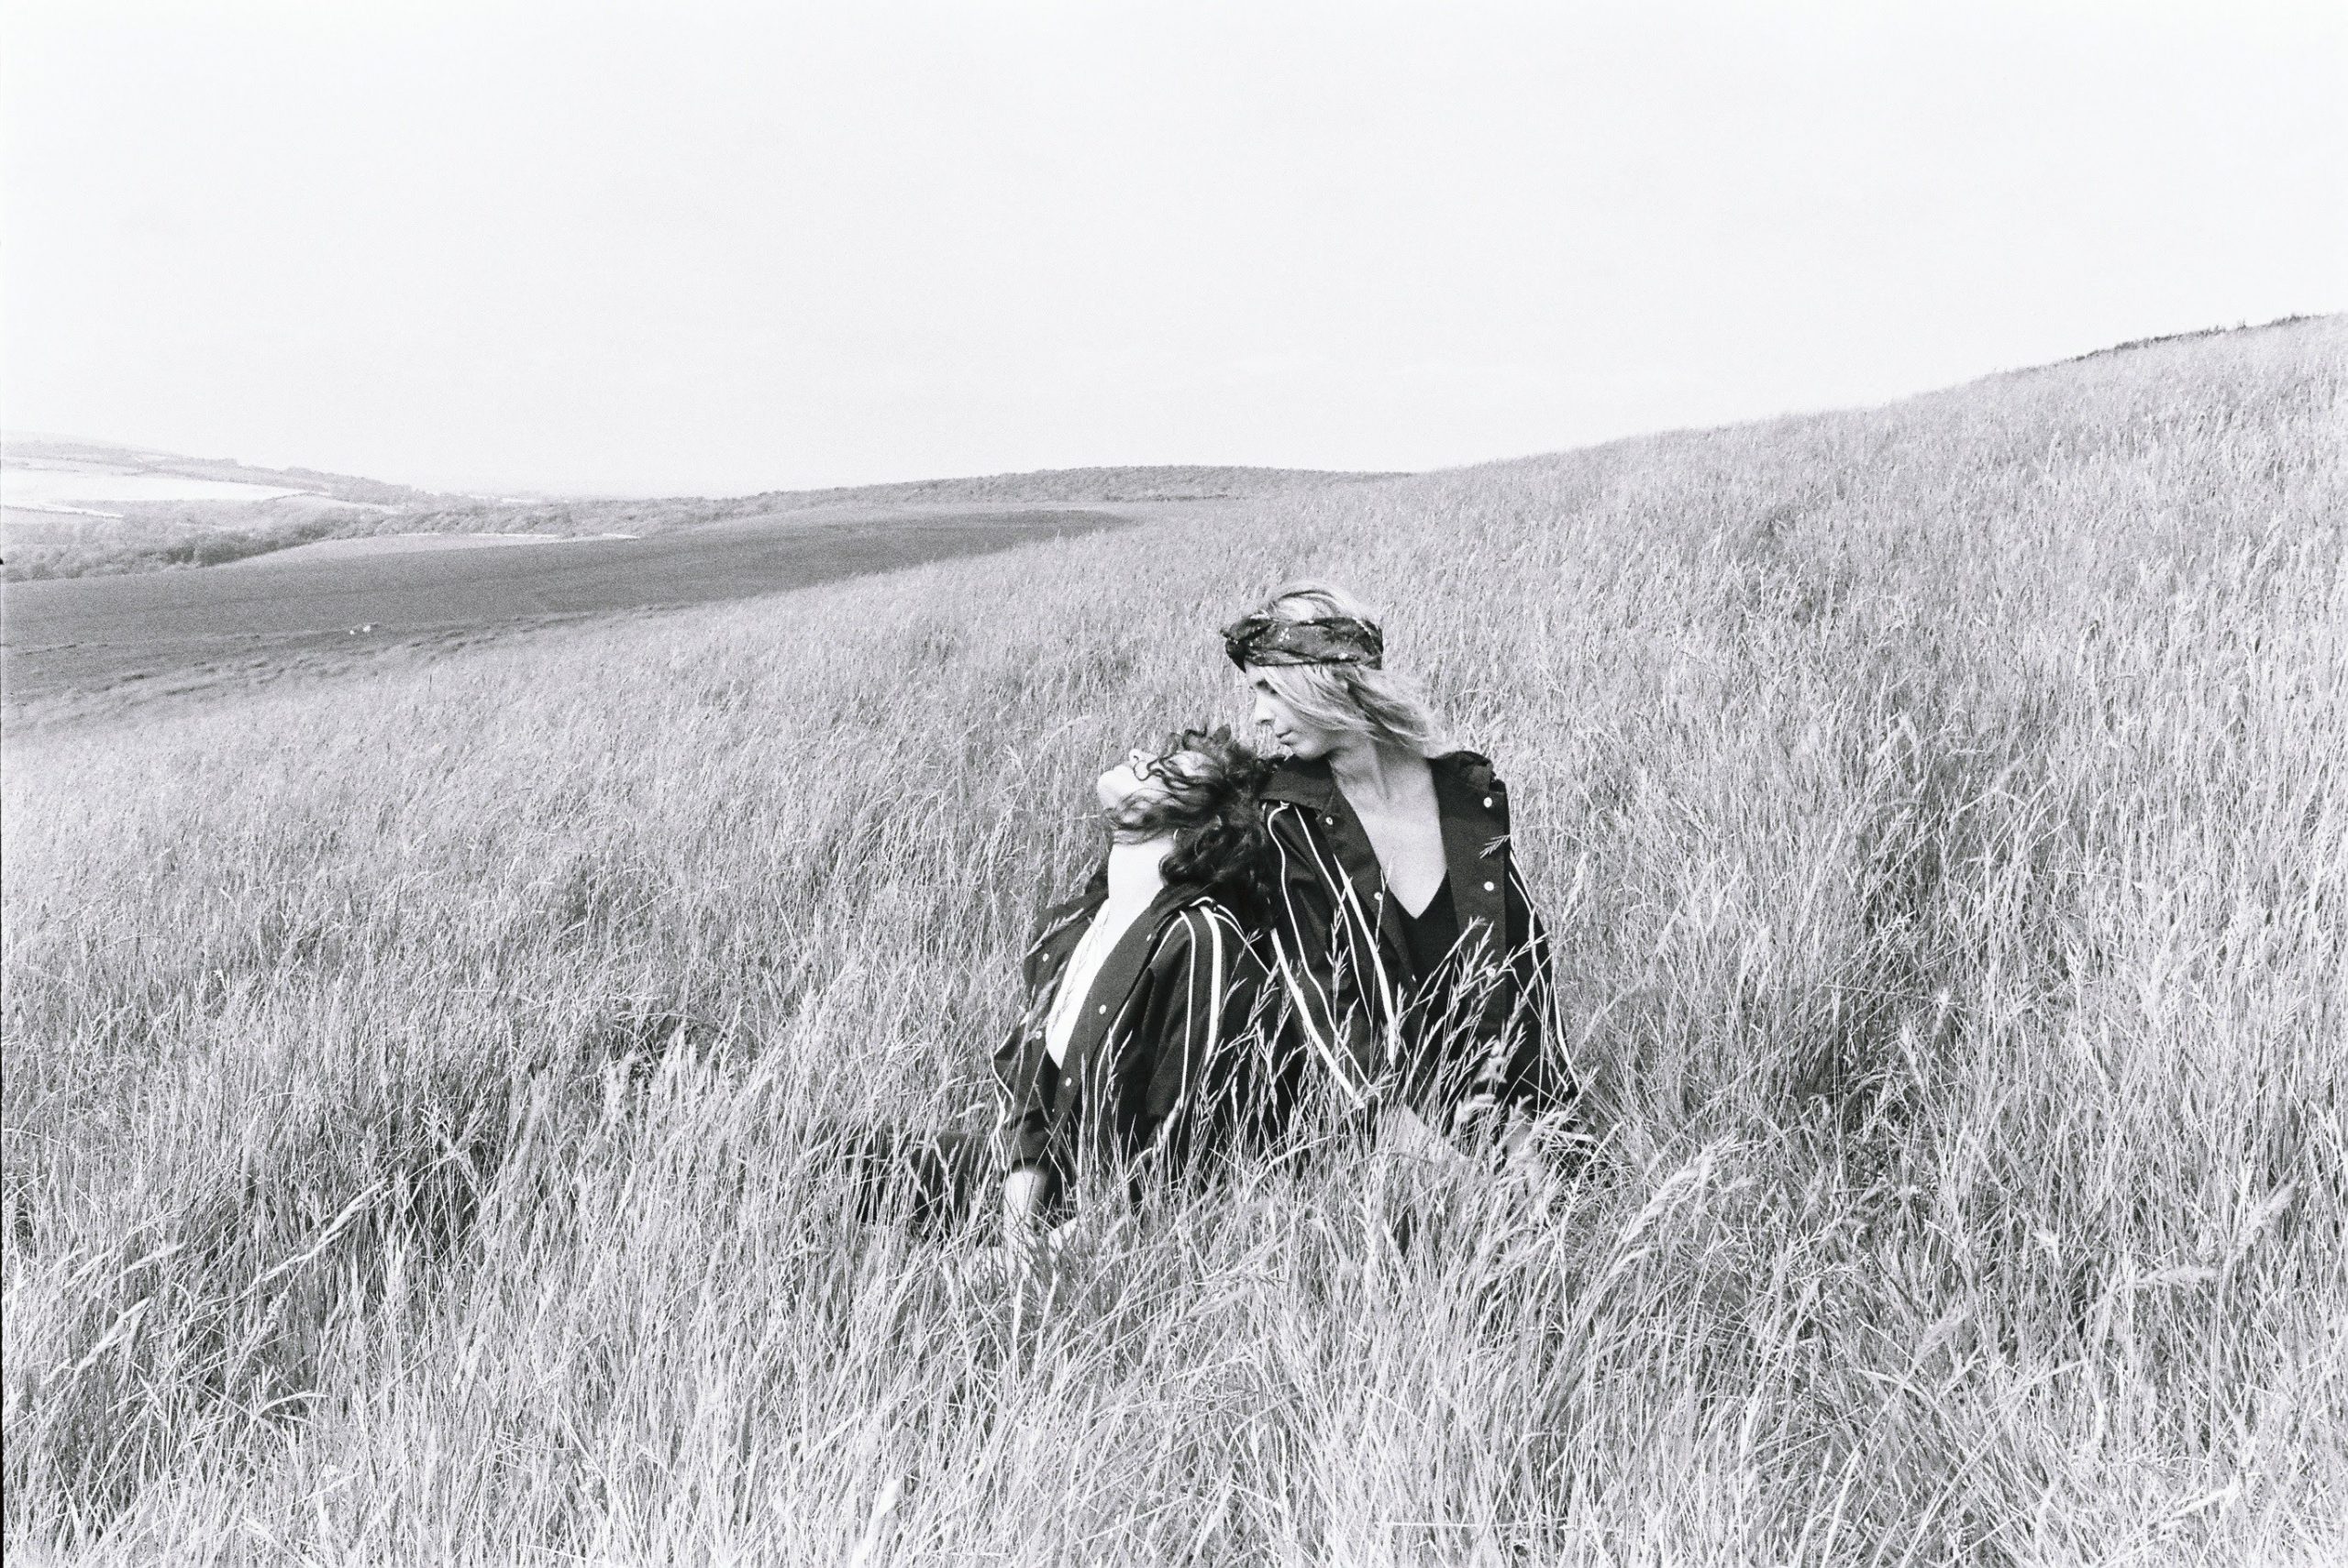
top-left (1483, 880), bottom-right (1496, 892)
top-left (1323, 815), bottom-right (1336, 826)
top-left (1097, 1004), bottom-right (1109, 1014)
top-left (1482, 797), bottom-right (1493, 808)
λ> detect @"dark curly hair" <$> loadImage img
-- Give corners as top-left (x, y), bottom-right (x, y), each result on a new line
top-left (1108, 725), bottom-right (1275, 917)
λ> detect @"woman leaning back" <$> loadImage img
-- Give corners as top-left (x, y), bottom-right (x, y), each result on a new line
top-left (992, 727), bottom-right (1279, 1264)
top-left (1220, 581), bottom-right (1575, 1158)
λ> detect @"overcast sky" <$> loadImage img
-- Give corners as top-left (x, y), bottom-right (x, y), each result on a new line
top-left (4, 2), bottom-right (2341, 495)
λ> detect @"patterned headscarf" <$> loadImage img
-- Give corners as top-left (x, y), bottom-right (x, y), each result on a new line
top-left (1219, 613), bottom-right (1385, 670)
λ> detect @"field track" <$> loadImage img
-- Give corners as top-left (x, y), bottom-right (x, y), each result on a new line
top-left (1, 505), bottom-right (1125, 710)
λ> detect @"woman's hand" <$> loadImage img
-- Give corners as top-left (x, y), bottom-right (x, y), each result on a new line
top-left (1003, 1167), bottom-right (1054, 1272)
top-left (1377, 1102), bottom-right (1473, 1170)
top-left (1450, 1089), bottom-right (1503, 1145)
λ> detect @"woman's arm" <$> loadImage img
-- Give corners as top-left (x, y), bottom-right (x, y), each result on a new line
top-left (991, 1020), bottom-right (1060, 1168)
top-left (1449, 859), bottom-right (1577, 1158)
top-left (1125, 905), bottom-right (1271, 1165)
top-left (1259, 801), bottom-right (1379, 1110)
top-left (1497, 862), bottom-right (1576, 1117)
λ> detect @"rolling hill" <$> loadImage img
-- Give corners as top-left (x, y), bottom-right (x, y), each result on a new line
top-left (1, 436), bottom-right (1393, 580)
top-left (3, 317), bottom-right (2341, 1563)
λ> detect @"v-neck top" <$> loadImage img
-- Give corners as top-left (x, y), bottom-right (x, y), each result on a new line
top-left (1399, 875), bottom-right (1460, 981)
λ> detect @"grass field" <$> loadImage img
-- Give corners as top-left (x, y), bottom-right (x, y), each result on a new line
top-left (3, 317), bottom-right (2342, 1564)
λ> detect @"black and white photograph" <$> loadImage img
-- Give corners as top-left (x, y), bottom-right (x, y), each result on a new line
top-left (3, 3), bottom-right (2342, 1562)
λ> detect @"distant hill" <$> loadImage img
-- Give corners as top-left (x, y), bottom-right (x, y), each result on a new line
top-left (2047, 313), bottom-right (2329, 368)
top-left (2, 439), bottom-right (1395, 579)
top-left (734, 464), bottom-right (1402, 510)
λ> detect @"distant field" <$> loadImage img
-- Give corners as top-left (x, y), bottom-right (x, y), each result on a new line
top-left (0, 434), bottom-right (441, 508)
top-left (2, 506), bottom-right (1125, 714)
top-left (235, 531), bottom-right (637, 563)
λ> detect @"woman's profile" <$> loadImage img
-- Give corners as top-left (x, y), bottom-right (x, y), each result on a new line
top-left (991, 727), bottom-right (1276, 1263)
top-left (1221, 581), bottom-right (1572, 1157)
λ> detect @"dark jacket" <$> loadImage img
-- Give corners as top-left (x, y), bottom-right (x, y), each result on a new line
top-left (1257, 749), bottom-right (1569, 1122)
top-left (992, 871), bottom-right (1272, 1193)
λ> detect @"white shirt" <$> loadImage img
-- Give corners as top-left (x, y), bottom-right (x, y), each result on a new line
top-left (1041, 837), bottom-right (1172, 1066)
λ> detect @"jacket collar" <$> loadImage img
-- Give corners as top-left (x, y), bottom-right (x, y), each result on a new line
top-left (1027, 861), bottom-right (1220, 966)
top-left (1025, 873), bottom-right (1108, 960)
top-left (1258, 756), bottom-right (1338, 809)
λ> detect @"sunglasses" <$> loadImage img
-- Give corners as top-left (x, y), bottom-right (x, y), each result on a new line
top-left (1124, 725), bottom-right (1239, 789)
top-left (1129, 746), bottom-right (1187, 785)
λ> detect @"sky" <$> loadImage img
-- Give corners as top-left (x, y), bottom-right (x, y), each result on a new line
top-left (3, 1), bottom-right (2341, 496)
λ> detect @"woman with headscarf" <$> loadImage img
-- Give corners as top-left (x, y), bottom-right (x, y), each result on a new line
top-left (1220, 581), bottom-right (1572, 1157)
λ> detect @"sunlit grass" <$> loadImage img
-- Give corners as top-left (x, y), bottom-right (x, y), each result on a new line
top-left (5, 318), bottom-right (2342, 1564)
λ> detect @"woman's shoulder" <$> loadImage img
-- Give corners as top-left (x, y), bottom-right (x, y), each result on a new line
top-left (1430, 747), bottom-right (1502, 792)
top-left (1144, 891), bottom-right (1264, 965)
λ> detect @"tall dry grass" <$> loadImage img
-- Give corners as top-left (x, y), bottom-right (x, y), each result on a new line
top-left (4, 318), bottom-right (2342, 1564)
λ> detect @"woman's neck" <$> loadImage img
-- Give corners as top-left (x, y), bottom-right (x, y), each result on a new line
top-left (1102, 834), bottom-right (1174, 902)
top-left (1325, 734), bottom-right (1420, 802)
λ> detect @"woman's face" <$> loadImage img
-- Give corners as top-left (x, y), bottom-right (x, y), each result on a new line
top-left (1097, 745), bottom-right (1202, 814)
top-left (1246, 669), bottom-right (1343, 761)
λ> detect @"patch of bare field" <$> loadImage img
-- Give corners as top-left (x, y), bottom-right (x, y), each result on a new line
top-left (225, 532), bottom-right (641, 565)
top-left (0, 508), bottom-right (1130, 723)
top-left (3, 319), bottom-right (2342, 1563)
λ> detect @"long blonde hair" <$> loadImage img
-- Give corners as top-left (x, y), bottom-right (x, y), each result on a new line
top-left (1241, 580), bottom-right (1445, 756)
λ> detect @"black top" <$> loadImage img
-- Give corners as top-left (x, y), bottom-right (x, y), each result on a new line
top-left (1400, 876), bottom-right (1460, 984)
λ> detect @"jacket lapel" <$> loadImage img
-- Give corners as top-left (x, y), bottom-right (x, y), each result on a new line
top-left (1019, 872), bottom-right (1107, 1027)
top-left (1264, 759), bottom-right (1399, 967)
top-left (1430, 755), bottom-right (1507, 967)
top-left (1054, 883), bottom-right (1198, 1082)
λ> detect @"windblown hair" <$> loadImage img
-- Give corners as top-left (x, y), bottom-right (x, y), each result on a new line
top-left (1240, 580), bottom-right (1445, 756)
top-left (1110, 726), bottom-right (1276, 917)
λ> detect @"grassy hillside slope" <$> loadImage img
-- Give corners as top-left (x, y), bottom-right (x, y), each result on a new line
top-left (4, 318), bottom-right (2342, 1564)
